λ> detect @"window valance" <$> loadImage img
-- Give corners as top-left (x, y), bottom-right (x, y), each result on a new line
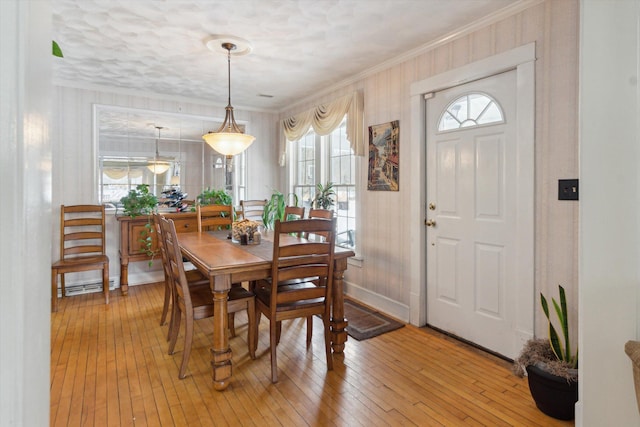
top-left (279, 91), bottom-right (364, 166)
top-left (103, 167), bottom-right (143, 180)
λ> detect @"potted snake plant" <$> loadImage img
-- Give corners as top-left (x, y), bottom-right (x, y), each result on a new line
top-left (513, 284), bottom-right (578, 420)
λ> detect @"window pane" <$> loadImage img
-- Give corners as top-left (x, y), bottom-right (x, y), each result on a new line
top-left (290, 115), bottom-right (356, 250)
top-left (438, 92), bottom-right (504, 132)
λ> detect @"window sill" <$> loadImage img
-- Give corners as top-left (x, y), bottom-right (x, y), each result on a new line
top-left (347, 256), bottom-right (363, 268)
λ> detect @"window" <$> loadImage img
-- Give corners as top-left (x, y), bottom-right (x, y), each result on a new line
top-left (290, 117), bottom-right (356, 249)
top-left (438, 92), bottom-right (504, 132)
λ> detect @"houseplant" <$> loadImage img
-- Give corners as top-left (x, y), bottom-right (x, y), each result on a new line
top-left (196, 187), bottom-right (232, 207)
top-left (312, 181), bottom-right (335, 209)
top-left (513, 285), bottom-right (578, 420)
top-left (119, 184), bottom-right (159, 266)
top-left (262, 190), bottom-right (299, 229)
top-left (120, 184), bottom-right (158, 218)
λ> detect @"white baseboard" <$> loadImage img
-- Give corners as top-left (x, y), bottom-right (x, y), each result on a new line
top-left (344, 280), bottom-right (410, 323)
top-left (57, 271), bottom-right (165, 297)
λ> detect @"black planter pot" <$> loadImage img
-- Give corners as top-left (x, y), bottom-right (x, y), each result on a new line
top-left (526, 364), bottom-right (578, 420)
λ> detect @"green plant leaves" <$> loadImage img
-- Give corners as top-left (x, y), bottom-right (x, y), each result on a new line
top-left (196, 188), bottom-right (232, 206)
top-left (313, 181), bottom-right (336, 209)
top-left (52, 40), bottom-right (63, 58)
top-left (120, 184), bottom-right (158, 217)
top-left (541, 285), bottom-right (577, 368)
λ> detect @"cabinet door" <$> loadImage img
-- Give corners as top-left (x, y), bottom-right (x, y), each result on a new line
top-left (129, 221), bottom-right (158, 256)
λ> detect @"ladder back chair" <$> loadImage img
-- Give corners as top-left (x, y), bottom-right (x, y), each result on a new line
top-left (153, 213), bottom-right (209, 340)
top-left (239, 199), bottom-right (267, 223)
top-left (196, 204), bottom-right (233, 232)
top-left (306, 208), bottom-right (334, 241)
top-left (51, 204), bottom-right (110, 312)
top-left (283, 205), bottom-right (305, 221)
top-left (253, 217), bottom-right (336, 383)
top-left (159, 216), bottom-right (256, 379)
top-left (196, 204), bottom-right (249, 334)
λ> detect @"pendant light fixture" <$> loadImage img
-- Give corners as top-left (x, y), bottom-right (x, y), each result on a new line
top-left (148, 126), bottom-right (171, 174)
top-left (203, 39), bottom-right (255, 157)
top-left (170, 130), bottom-right (182, 186)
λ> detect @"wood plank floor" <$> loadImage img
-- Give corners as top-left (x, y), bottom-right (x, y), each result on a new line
top-left (51, 283), bottom-right (574, 426)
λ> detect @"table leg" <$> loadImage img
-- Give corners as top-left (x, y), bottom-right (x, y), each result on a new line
top-left (210, 274), bottom-right (232, 391)
top-left (120, 260), bottom-right (129, 296)
top-left (331, 257), bottom-right (349, 354)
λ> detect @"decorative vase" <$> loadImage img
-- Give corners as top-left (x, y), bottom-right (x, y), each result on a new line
top-left (526, 363), bottom-right (578, 420)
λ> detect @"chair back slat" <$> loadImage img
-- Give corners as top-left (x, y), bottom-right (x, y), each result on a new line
top-left (197, 204), bottom-right (233, 232)
top-left (305, 209), bottom-right (334, 240)
top-left (240, 199), bottom-right (267, 223)
top-left (270, 218), bottom-right (336, 309)
top-left (283, 206), bottom-right (305, 221)
top-left (59, 204), bottom-right (106, 260)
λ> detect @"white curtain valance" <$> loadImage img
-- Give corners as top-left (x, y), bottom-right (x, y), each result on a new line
top-left (103, 167), bottom-right (143, 180)
top-left (279, 91), bottom-right (364, 166)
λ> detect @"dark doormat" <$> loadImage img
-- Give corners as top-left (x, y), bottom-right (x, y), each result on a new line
top-left (344, 299), bottom-right (404, 341)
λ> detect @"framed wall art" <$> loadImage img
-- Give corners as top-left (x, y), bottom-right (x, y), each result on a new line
top-left (367, 120), bottom-right (399, 191)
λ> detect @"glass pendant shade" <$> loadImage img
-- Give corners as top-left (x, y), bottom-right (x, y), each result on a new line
top-left (147, 162), bottom-right (170, 174)
top-left (203, 129), bottom-right (255, 156)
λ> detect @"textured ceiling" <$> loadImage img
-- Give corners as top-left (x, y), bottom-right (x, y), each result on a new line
top-left (53, 0), bottom-right (530, 111)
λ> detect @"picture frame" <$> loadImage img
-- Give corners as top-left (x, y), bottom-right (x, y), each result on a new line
top-left (367, 120), bottom-right (399, 191)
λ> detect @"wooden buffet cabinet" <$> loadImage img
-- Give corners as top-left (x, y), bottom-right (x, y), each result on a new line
top-left (116, 212), bottom-right (198, 295)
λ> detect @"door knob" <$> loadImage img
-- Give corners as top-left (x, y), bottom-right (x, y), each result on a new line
top-left (426, 219), bottom-right (436, 227)
top-left (428, 203), bottom-right (436, 210)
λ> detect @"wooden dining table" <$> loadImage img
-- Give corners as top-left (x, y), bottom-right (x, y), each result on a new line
top-left (177, 229), bottom-right (355, 391)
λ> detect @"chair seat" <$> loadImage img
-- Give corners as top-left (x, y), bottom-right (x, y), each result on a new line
top-left (52, 254), bottom-right (109, 268)
top-left (184, 283), bottom-right (255, 319)
top-left (255, 280), bottom-right (324, 311)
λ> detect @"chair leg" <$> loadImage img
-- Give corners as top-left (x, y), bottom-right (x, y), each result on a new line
top-left (102, 264), bottom-right (109, 305)
top-left (323, 315), bottom-right (333, 371)
top-left (270, 320), bottom-right (279, 383)
top-left (228, 312), bottom-right (236, 337)
top-left (60, 273), bottom-right (66, 299)
top-left (253, 311), bottom-right (261, 353)
top-left (306, 316), bottom-right (313, 348)
top-left (160, 280), bottom-right (171, 326)
top-left (179, 314), bottom-right (194, 379)
top-left (276, 321), bottom-right (282, 345)
top-left (168, 308), bottom-right (181, 355)
top-left (246, 299), bottom-right (256, 359)
top-left (51, 269), bottom-right (58, 313)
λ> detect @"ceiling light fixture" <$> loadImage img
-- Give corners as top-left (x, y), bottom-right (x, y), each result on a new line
top-left (203, 39), bottom-right (255, 157)
top-left (148, 126), bottom-right (171, 174)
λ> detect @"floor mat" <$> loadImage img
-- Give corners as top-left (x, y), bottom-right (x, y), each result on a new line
top-left (344, 299), bottom-right (404, 340)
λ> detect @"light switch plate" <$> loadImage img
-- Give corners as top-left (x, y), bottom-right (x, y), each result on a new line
top-left (558, 179), bottom-right (579, 200)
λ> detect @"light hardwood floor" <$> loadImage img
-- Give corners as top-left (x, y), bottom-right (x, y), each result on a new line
top-left (50, 283), bottom-right (573, 426)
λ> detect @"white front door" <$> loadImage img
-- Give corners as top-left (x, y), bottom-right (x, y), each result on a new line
top-left (425, 70), bottom-right (531, 359)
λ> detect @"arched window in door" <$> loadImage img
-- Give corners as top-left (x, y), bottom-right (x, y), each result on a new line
top-left (438, 92), bottom-right (504, 132)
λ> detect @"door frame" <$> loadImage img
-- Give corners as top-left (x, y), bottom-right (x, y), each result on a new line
top-left (407, 43), bottom-right (536, 344)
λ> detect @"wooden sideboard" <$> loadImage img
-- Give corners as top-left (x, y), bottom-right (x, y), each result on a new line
top-left (116, 212), bottom-right (198, 295)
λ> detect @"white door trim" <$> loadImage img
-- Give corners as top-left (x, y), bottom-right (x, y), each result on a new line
top-left (408, 43), bottom-right (536, 341)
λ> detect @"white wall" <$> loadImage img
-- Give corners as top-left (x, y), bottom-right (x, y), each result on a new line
top-left (52, 86), bottom-right (279, 287)
top-left (0, 0), bottom-right (52, 425)
top-left (578, 1), bottom-right (640, 424)
top-left (279, 0), bottom-right (580, 332)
